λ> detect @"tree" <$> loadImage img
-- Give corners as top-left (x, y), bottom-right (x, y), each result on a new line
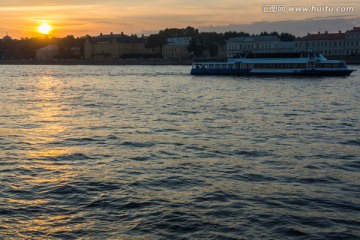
top-left (200, 32), bottom-right (225, 57)
top-left (188, 37), bottom-right (204, 57)
top-left (146, 26), bottom-right (200, 49)
top-left (279, 32), bottom-right (296, 42)
top-left (223, 31), bottom-right (250, 40)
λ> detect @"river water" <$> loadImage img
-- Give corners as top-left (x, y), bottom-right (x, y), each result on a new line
top-left (0, 65), bottom-right (359, 239)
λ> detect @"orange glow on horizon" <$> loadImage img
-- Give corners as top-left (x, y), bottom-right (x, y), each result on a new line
top-left (0, 0), bottom-right (359, 38)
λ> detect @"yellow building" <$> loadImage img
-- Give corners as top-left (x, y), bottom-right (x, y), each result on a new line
top-left (84, 32), bottom-right (160, 59)
top-left (35, 45), bottom-right (59, 60)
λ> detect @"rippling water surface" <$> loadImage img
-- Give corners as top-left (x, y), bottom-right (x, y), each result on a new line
top-left (0, 65), bottom-right (359, 239)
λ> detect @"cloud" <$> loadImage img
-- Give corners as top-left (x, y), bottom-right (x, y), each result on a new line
top-left (1, 0), bottom-right (359, 38)
top-left (0, 4), bottom-right (99, 11)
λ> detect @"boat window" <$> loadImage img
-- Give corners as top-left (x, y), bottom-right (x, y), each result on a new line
top-left (253, 63), bottom-right (305, 69)
top-left (300, 64), bottom-right (307, 69)
top-left (331, 63), bottom-right (346, 68)
top-left (228, 64), bottom-right (233, 69)
top-left (203, 64), bottom-right (208, 69)
top-left (250, 63), bottom-right (308, 69)
top-left (215, 64), bottom-right (220, 69)
top-left (209, 64), bottom-right (214, 69)
top-left (255, 63), bottom-right (293, 68)
top-left (316, 63), bottom-right (337, 68)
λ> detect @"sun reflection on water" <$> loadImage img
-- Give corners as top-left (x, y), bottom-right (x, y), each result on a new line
top-left (6, 74), bottom-right (84, 236)
top-left (22, 75), bottom-right (69, 155)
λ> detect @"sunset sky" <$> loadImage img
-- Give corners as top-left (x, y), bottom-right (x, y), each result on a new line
top-left (1, 0), bottom-right (359, 38)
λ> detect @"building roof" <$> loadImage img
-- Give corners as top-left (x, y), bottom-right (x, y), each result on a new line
top-left (97, 32), bottom-right (128, 40)
top-left (227, 36), bottom-right (280, 42)
top-left (37, 45), bottom-right (59, 51)
top-left (278, 42), bottom-right (295, 49)
top-left (346, 27), bottom-right (360, 33)
top-left (2, 34), bottom-right (12, 42)
top-left (87, 32), bottom-right (146, 44)
top-left (298, 32), bottom-right (345, 41)
top-left (165, 37), bottom-right (191, 46)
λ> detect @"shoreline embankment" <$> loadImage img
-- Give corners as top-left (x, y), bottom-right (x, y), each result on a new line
top-left (0, 59), bottom-right (193, 66)
top-left (1, 56), bottom-right (359, 65)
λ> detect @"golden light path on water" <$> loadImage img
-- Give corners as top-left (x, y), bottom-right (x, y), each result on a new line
top-left (4, 73), bottom-right (151, 237)
top-left (8, 74), bottom-right (81, 236)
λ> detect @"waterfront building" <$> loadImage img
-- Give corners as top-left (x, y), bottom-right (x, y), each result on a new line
top-left (2, 34), bottom-right (12, 42)
top-left (162, 37), bottom-right (192, 59)
top-left (84, 32), bottom-right (160, 60)
top-left (294, 31), bottom-right (346, 56)
top-left (35, 45), bottom-right (59, 60)
top-left (1, 34), bottom-right (13, 59)
top-left (69, 47), bottom-right (81, 58)
top-left (345, 27), bottom-right (360, 55)
top-left (226, 36), bottom-right (293, 58)
top-left (295, 27), bottom-right (360, 56)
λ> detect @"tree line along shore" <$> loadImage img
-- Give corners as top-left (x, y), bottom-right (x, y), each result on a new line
top-left (1, 26), bottom-right (295, 60)
top-left (1, 26), bottom-right (359, 64)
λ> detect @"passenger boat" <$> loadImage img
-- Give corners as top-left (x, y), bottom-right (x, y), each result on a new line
top-left (191, 51), bottom-right (355, 76)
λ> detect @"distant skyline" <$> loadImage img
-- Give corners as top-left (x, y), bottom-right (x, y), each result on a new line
top-left (1, 0), bottom-right (359, 38)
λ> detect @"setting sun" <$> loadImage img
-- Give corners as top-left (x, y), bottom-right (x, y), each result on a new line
top-left (38, 23), bottom-right (52, 35)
